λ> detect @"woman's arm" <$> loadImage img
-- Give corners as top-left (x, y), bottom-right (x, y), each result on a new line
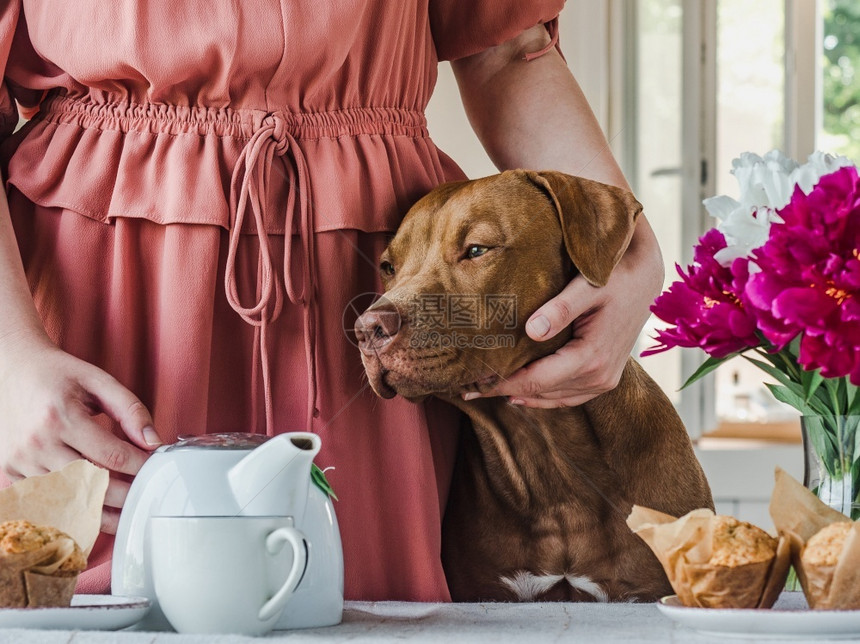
top-left (452, 23), bottom-right (664, 407)
top-left (0, 173), bottom-right (161, 531)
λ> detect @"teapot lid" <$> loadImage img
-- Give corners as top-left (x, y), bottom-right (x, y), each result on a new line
top-left (165, 433), bottom-right (270, 451)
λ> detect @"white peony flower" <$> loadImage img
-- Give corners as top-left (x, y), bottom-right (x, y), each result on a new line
top-left (790, 150), bottom-right (854, 195)
top-left (710, 207), bottom-right (775, 267)
top-left (731, 149), bottom-right (798, 210)
top-left (703, 149), bottom-right (853, 268)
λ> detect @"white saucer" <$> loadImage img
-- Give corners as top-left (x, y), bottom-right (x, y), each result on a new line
top-left (0, 595), bottom-right (150, 631)
top-left (658, 591), bottom-right (860, 639)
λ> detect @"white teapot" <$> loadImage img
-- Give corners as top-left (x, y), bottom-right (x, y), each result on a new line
top-left (112, 432), bottom-right (343, 630)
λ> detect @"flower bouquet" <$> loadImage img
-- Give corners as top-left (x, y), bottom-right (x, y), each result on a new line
top-left (643, 150), bottom-right (860, 518)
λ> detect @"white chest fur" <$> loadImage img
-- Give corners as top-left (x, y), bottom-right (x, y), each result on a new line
top-left (499, 571), bottom-right (609, 602)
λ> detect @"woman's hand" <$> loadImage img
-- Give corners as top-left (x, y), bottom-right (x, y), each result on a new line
top-left (469, 217), bottom-right (664, 407)
top-left (0, 333), bottom-right (162, 533)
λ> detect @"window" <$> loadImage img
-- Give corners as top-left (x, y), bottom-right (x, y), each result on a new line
top-left (622, 0), bottom-right (858, 439)
top-left (821, 0), bottom-right (860, 160)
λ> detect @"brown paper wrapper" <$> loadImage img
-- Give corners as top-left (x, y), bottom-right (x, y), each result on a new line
top-left (627, 506), bottom-right (789, 609)
top-left (770, 467), bottom-right (860, 610)
top-left (0, 460), bottom-right (108, 608)
top-left (24, 571), bottom-right (78, 608)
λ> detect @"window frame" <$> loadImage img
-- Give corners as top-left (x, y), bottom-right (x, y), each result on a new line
top-left (600, 0), bottom-right (821, 438)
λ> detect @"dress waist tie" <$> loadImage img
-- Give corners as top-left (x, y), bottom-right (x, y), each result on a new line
top-left (224, 113), bottom-right (318, 435)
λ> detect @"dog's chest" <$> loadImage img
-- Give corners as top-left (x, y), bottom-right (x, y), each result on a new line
top-left (457, 403), bottom-right (625, 508)
top-left (443, 403), bottom-right (659, 602)
top-left (443, 505), bottom-right (640, 602)
top-left (444, 503), bottom-right (661, 602)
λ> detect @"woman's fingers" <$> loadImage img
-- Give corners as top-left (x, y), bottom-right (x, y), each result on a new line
top-left (13, 444), bottom-right (84, 478)
top-left (79, 368), bottom-right (162, 450)
top-left (479, 342), bottom-right (620, 405)
top-left (524, 278), bottom-right (593, 342)
top-left (100, 506), bottom-right (122, 535)
top-left (103, 476), bottom-right (131, 510)
top-left (62, 408), bottom-right (152, 478)
top-left (101, 477), bottom-right (132, 534)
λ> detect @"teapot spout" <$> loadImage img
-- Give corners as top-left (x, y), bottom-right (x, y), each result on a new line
top-left (228, 432), bottom-right (321, 520)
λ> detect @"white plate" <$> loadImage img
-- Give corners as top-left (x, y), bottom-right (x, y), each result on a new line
top-left (0, 595), bottom-right (150, 631)
top-left (658, 591), bottom-right (860, 639)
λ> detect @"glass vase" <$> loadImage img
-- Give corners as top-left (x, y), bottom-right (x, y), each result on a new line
top-left (800, 415), bottom-right (860, 520)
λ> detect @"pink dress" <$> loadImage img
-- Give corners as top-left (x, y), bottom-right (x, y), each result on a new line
top-left (0, 0), bottom-right (563, 600)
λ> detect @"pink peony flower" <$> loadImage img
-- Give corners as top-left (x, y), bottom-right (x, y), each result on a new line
top-left (746, 166), bottom-right (860, 384)
top-left (644, 229), bottom-right (760, 359)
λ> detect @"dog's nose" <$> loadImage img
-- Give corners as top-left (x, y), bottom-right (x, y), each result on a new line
top-left (355, 309), bottom-right (402, 354)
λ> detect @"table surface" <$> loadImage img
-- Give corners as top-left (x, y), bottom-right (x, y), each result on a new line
top-left (0, 595), bottom-right (856, 644)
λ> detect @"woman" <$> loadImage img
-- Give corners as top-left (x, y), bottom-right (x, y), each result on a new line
top-left (0, 1), bottom-right (662, 600)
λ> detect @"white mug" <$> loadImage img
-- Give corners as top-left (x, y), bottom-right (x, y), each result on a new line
top-left (149, 516), bottom-right (307, 635)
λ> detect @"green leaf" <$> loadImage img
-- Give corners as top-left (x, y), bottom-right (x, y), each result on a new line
top-left (800, 368), bottom-right (825, 404)
top-left (751, 347), bottom-right (786, 370)
top-left (787, 335), bottom-right (802, 358)
top-left (847, 382), bottom-right (860, 415)
top-left (773, 382), bottom-right (833, 417)
top-left (851, 460), bottom-right (860, 520)
top-left (762, 344), bottom-right (803, 382)
top-left (785, 566), bottom-right (800, 591)
top-left (681, 354), bottom-right (737, 389)
top-left (850, 416), bottom-right (860, 466)
top-left (802, 416), bottom-right (842, 479)
top-left (819, 377), bottom-right (853, 417)
top-left (837, 378), bottom-right (849, 413)
top-left (311, 463), bottom-right (338, 501)
top-left (766, 383), bottom-right (818, 416)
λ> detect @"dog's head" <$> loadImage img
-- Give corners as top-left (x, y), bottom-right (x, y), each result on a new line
top-left (355, 170), bottom-right (642, 400)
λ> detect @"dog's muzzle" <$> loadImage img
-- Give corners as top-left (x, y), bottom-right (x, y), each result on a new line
top-left (354, 308), bottom-right (403, 356)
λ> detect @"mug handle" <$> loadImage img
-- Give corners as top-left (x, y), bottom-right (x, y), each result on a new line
top-left (257, 527), bottom-right (308, 622)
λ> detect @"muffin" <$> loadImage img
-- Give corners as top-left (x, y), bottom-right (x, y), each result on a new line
top-left (627, 506), bottom-right (790, 609)
top-left (710, 515), bottom-right (778, 567)
top-left (802, 522), bottom-right (852, 568)
top-left (770, 467), bottom-right (860, 610)
top-left (0, 519), bottom-right (86, 608)
top-left (795, 520), bottom-right (859, 610)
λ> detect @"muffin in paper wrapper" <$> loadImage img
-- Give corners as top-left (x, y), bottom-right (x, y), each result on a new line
top-left (626, 506), bottom-right (790, 608)
top-left (770, 467), bottom-right (860, 610)
top-left (0, 460), bottom-right (108, 607)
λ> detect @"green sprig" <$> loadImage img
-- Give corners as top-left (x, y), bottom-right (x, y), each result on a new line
top-left (311, 463), bottom-right (338, 501)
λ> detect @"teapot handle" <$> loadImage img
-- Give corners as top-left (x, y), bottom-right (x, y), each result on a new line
top-left (258, 527), bottom-right (308, 621)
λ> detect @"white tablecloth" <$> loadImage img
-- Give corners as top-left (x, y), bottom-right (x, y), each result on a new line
top-left (0, 597), bottom-right (856, 644)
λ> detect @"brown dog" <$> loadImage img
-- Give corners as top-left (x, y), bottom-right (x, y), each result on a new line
top-left (355, 170), bottom-right (713, 603)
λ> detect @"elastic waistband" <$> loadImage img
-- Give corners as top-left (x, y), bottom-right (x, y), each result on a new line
top-left (38, 94), bottom-right (429, 140)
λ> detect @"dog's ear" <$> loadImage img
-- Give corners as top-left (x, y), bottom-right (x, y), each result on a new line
top-left (523, 170), bottom-right (642, 287)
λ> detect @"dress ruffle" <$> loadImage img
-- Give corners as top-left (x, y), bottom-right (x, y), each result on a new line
top-left (3, 94), bottom-right (457, 235)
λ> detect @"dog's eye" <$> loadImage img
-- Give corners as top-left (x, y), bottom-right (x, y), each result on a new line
top-left (465, 245), bottom-right (490, 260)
top-left (380, 260), bottom-right (395, 276)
